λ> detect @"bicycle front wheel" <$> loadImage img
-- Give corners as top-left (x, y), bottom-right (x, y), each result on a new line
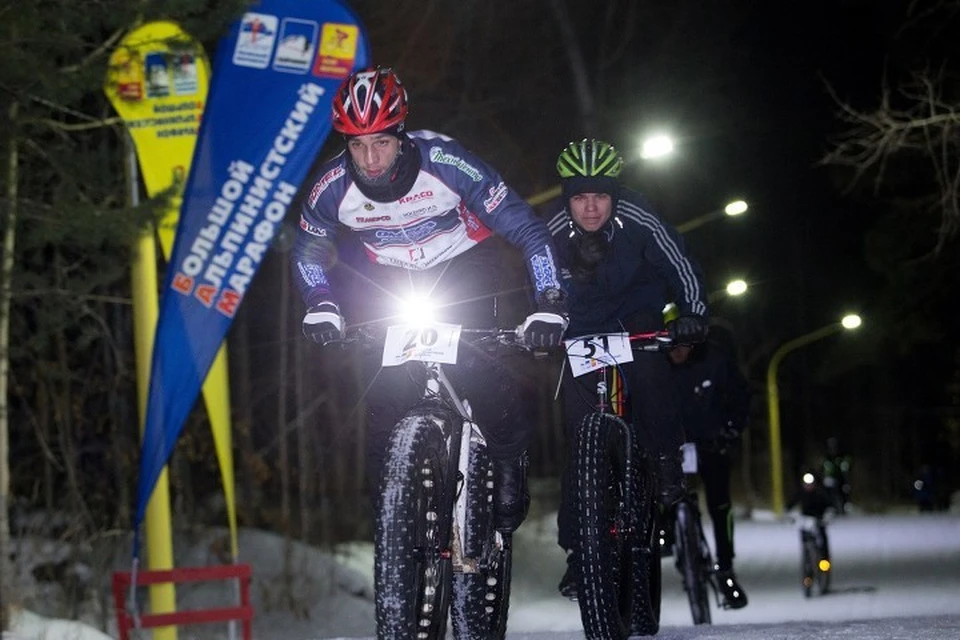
top-left (576, 413), bottom-right (659, 639)
top-left (800, 534), bottom-right (816, 598)
top-left (675, 501), bottom-right (711, 624)
top-left (375, 414), bottom-right (453, 639)
top-left (451, 436), bottom-right (512, 639)
top-left (815, 535), bottom-right (831, 596)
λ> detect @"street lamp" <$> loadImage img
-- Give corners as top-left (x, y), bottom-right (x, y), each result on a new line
top-left (707, 278), bottom-right (748, 303)
top-left (640, 133), bottom-right (674, 160)
top-left (766, 314), bottom-right (862, 515)
top-left (525, 133), bottom-right (677, 207)
top-left (725, 278), bottom-right (748, 297)
top-left (676, 199), bottom-right (749, 234)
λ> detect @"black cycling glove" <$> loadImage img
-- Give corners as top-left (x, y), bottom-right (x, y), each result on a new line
top-left (667, 313), bottom-right (709, 344)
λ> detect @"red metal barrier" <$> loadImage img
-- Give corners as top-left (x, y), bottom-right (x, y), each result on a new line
top-left (112, 564), bottom-right (253, 640)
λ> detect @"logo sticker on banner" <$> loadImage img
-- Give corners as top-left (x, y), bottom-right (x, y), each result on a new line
top-left (171, 52), bottom-right (200, 94)
top-left (314, 22), bottom-right (359, 78)
top-left (233, 13), bottom-right (278, 68)
top-left (133, 0), bottom-right (370, 555)
top-left (274, 19), bottom-right (319, 73)
top-left (104, 20), bottom-right (210, 255)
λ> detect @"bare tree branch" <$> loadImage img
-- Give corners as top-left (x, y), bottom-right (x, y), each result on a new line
top-left (821, 64), bottom-right (960, 254)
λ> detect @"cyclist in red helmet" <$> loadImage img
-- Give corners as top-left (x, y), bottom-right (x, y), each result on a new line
top-left (292, 67), bottom-right (568, 532)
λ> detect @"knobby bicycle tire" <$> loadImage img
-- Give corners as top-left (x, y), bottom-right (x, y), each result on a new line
top-left (451, 434), bottom-right (512, 639)
top-left (800, 533), bottom-right (817, 599)
top-left (675, 500), bottom-right (711, 624)
top-left (375, 414), bottom-right (453, 639)
top-left (575, 413), bottom-right (660, 639)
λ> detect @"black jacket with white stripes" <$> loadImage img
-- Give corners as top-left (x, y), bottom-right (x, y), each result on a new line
top-left (547, 187), bottom-right (708, 338)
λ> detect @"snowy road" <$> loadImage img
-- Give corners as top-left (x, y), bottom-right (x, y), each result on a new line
top-left (502, 509), bottom-right (960, 639)
top-left (74, 504), bottom-right (955, 640)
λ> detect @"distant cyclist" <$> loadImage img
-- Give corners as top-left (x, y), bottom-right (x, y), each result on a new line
top-left (547, 138), bottom-right (709, 598)
top-left (821, 436), bottom-right (852, 514)
top-left (786, 469), bottom-right (835, 561)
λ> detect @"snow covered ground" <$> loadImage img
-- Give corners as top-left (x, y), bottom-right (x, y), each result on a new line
top-left (6, 497), bottom-right (960, 640)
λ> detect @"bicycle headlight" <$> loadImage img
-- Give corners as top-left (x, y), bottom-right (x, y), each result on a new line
top-left (397, 294), bottom-right (436, 327)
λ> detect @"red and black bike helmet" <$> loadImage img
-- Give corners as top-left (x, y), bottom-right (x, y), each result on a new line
top-left (331, 67), bottom-right (409, 136)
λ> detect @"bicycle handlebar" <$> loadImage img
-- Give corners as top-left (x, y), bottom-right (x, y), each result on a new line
top-left (627, 330), bottom-right (674, 351)
top-left (334, 323), bottom-right (533, 352)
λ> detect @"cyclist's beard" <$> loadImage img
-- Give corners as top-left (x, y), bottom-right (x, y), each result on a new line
top-left (352, 153), bottom-right (402, 188)
top-left (348, 137), bottom-right (422, 203)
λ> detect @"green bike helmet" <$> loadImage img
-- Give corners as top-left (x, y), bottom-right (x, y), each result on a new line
top-left (557, 139), bottom-right (624, 179)
top-left (557, 139), bottom-right (623, 212)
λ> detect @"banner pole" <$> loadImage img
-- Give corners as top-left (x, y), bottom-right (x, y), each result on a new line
top-left (126, 134), bottom-right (178, 640)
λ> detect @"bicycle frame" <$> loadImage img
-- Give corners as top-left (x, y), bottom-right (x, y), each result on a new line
top-left (420, 358), bottom-right (497, 571)
top-left (353, 319), bottom-right (524, 639)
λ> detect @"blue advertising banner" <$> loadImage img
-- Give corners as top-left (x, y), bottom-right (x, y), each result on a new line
top-left (134, 0), bottom-right (370, 545)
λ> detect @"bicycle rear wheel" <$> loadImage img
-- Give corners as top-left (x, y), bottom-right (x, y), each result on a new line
top-left (675, 500), bottom-right (712, 624)
top-left (451, 436), bottom-right (512, 639)
top-left (375, 414), bottom-right (453, 639)
top-left (576, 413), bottom-right (659, 639)
top-left (814, 536), bottom-right (831, 596)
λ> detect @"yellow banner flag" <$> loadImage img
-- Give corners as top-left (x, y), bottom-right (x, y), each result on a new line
top-left (104, 20), bottom-right (209, 256)
top-left (105, 21), bottom-right (239, 559)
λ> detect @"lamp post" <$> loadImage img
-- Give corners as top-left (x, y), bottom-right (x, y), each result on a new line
top-left (767, 314), bottom-right (862, 515)
top-left (676, 199), bottom-right (748, 234)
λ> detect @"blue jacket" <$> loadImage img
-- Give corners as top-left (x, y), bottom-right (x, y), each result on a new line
top-left (547, 188), bottom-right (707, 337)
top-left (292, 130), bottom-right (562, 308)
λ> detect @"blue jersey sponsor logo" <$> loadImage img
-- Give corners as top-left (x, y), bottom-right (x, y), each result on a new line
top-left (530, 246), bottom-right (559, 292)
top-left (373, 219), bottom-right (440, 246)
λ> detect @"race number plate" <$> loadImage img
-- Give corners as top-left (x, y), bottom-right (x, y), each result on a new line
top-left (564, 332), bottom-right (633, 377)
top-left (382, 322), bottom-right (462, 366)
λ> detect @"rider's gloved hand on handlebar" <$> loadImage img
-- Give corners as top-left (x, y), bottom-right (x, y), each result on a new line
top-left (302, 300), bottom-right (345, 345)
top-left (666, 313), bottom-right (709, 344)
top-left (522, 288), bottom-right (569, 348)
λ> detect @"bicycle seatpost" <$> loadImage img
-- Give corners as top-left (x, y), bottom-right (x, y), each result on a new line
top-left (596, 371), bottom-right (610, 413)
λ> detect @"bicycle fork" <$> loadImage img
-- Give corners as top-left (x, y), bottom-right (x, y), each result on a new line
top-left (433, 363), bottom-right (503, 574)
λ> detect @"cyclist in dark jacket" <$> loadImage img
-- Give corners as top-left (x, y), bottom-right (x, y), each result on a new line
top-left (786, 470), bottom-right (835, 561)
top-left (548, 138), bottom-right (709, 598)
top-left (291, 67), bottom-right (569, 532)
top-left (667, 322), bottom-right (750, 609)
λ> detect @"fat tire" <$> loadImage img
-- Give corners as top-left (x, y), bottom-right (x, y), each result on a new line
top-left (375, 414), bottom-right (453, 640)
top-left (575, 413), bottom-right (659, 639)
top-left (451, 438), bottom-right (512, 639)
top-left (675, 501), bottom-right (711, 624)
top-left (633, 480), bottom-right (662, 637)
